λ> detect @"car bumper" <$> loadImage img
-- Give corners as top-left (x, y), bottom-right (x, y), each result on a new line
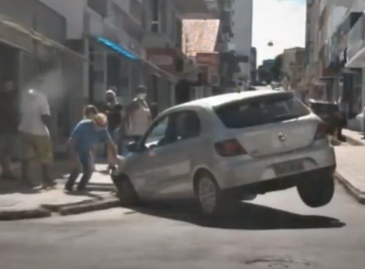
top-left (222, 165), bottom-right (336, 197)
top-left (212, 141), bottom-right (336, 190)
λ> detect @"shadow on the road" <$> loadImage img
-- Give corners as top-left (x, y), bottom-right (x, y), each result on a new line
top-left (128, 201), bottom-right (345, 230)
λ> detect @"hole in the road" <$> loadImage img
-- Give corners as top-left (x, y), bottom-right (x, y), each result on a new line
top-left (245, 257), bottom-right (312, 268)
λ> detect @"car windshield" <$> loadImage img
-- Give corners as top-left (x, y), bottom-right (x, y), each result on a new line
top-left (214, 94), bottom-right (310, 128)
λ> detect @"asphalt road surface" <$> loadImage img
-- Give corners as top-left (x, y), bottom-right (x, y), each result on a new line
top-left (0, 183), bottom-right (364, 269)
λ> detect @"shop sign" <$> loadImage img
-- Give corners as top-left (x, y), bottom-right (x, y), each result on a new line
top-left (196, 52), bottom-right (219, 66)
top-left (146, 48), bottom-right (176, 73)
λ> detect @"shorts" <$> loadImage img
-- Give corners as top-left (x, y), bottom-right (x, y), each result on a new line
top-left (20, 132), bottom-right (53, 163)
top-left (0, 133), bottom-right (17, 159)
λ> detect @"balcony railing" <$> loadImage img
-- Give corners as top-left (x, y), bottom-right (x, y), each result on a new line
top-left (347, 14), bottom-right (365, 61)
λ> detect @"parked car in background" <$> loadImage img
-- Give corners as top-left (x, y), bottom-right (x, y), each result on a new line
top-left (308, 99), bottom-right (340, 135)
top-left (112, 91), bottom-right (336, 217)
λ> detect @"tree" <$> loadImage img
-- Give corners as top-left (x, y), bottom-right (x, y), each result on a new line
top-left (271, 54), bottom-right (283, 81)
top-left (258, 65), bottom-right (271, 83)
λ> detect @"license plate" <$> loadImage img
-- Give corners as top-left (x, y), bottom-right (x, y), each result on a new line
top-left (274, 160), bottom-right (304, 176)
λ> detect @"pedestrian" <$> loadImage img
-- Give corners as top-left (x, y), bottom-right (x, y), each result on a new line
top-left (84, 104), bottom-right (98, 120)
top-left (0, 79), bottom-right (19, 180)
top-left (65, 113), bottom-right (119, 192)
top-left (83, 105), bottom-right (98, 171)
top-left (337, 96), bottom-right (348, 141)
top-left (123, 85), bottom-right (152, 148)
top-left (101, 88), bottom-right (124, 168)
top-left (18, 88), bottom-right (54, 188)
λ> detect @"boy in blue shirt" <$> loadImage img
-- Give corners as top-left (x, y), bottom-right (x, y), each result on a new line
top-left (65, 113), bottom-right (118, 192)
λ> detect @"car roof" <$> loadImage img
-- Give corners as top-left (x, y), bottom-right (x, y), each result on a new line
top-left (162, 90), bottom-right (290, 115)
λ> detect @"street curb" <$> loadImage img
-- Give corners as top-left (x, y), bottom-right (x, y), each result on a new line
top-left (58, 197), bottom-right (121, 216)
top-left (343, 135), bottom-right (365, 146)
top-left (0, 207), bottom-right (51, 221)
top-left (335, 171), bottom-right (365, 204)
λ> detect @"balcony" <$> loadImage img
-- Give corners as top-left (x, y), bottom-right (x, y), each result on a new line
top-left (345, 14), bottom-right (365, 68)
top-left (172, 0), bottom-right (214, 19)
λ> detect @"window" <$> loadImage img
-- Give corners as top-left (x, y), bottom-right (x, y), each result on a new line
top-left (214, 93), bottom-right (310, 129)
top-left (87, 0), bottom-right (107, 17)
top-left (145, 116), bottom-right (169, 145)
top-left (151, 0), bottom-right (160, 32)
top-left (143, 111), bottom-right (201, 148)
top-left (175, 111), bottom-right (201, 139)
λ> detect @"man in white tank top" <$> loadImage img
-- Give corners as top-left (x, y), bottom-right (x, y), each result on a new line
top-left (122, 85), bottom-right (151, 154)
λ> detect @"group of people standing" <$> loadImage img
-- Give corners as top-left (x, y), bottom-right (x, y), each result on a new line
top-left (0, 80), bottom-right (152, 192)
top-left (65, 85), bottom-right (152, 192)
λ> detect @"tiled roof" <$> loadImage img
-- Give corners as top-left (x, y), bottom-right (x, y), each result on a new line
top-left (182, 19), bottom-right (220, 57)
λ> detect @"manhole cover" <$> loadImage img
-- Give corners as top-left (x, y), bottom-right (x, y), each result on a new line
top-left (245, 257), bottom-right (312, 268)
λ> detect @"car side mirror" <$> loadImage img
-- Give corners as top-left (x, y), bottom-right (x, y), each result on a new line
top-left (127, 142), bottom-right (139, 152)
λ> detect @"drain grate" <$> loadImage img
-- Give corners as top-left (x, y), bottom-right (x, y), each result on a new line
top-left (245, 257), bottom-right (312, 268)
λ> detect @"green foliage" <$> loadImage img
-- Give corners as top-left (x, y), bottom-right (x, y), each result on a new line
top-left (271, 54), bottom-right (283, 81)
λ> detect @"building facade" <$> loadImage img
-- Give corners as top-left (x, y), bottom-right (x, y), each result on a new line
top-left (281, 47), bottom-right (305, 90)
top-left (216, 0), bottom-right (253, 92)
top-left (0, 0), bottom-right (215, 153)
top-left (230, 0), bottom-right (253, 83)
top-left (0, 0), bottom-right (85, 150)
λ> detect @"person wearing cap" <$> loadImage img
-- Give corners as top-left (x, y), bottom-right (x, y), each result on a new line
top-left (123, 85), bottom-right (152, 148)
top-left (18, 87), bottom-right (54, 188)
top-left (65, 113), bottom-right (118, 192)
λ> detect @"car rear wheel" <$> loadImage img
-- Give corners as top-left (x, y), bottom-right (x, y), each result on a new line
top-left (297, 176), bottom-right (334, 208)
top-left (195, 172), bottom-right (232, 216)
top-left (112, 175), bottom-right (139, 206)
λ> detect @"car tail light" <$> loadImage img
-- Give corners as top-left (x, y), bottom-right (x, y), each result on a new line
top-left (214, 139), bottom-right (247, 157)
top-left (315, 122), bottom-right (327, 140)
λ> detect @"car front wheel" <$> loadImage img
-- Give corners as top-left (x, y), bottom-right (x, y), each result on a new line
top-left (112, 175), bottom-right (139, 206)
top-left (297, 176), bottom-right (334, 208)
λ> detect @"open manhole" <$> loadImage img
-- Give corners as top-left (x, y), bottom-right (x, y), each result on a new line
top-left (245, 257), bottom-right (312, 268)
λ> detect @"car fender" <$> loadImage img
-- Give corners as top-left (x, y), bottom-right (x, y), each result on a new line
top-left (190, 164), bottom-right (220, 185)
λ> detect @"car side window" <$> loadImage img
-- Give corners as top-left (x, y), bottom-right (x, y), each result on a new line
top-left (175, 111), bottom-right (201, 140)
top-left (144, 116), bottom-right (170, 145)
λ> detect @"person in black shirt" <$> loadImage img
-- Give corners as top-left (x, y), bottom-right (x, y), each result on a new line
top-left (0, 79), bottom-right (19, 180)
top-left (102, 89), bottom-right (123, 169)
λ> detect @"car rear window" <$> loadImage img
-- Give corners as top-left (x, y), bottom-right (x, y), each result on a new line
top-left (214, 93), bottom-right (310, 129)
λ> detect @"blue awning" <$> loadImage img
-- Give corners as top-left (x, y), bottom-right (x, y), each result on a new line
top-left (96, 37), bottom-right (139, 60)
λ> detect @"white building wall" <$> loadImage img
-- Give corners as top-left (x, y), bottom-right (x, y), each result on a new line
top-left (39, 0), bottom-right (85, 39)
top-left (231, 0), bottom-right (253, 79)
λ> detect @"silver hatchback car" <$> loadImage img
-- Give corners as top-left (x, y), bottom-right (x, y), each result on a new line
top-left (113, 90), bottom-right (336, 216)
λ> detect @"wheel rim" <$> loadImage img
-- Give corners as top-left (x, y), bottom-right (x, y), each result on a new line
top-left (198, 177), bottom-right (217, 214)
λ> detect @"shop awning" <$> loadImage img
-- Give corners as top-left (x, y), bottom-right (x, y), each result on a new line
top-left (0, 15), bottom-right (86, 60)
top-left (96, 37), bottom-right (139, 60)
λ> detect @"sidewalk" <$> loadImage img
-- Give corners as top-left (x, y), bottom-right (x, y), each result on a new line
top-left (0, 163), bottom-right (120, 220)
top-left (342, 129), bottom-right (365, 145)
top-left (335, 129), bottom-right (365, 203)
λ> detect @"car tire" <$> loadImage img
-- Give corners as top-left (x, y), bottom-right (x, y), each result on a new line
top-left (194, 172), bottom-right (232, 217)
top-left (112, 174), bottom-right (139, 206)
top-left (297, 176), bottom-right (334, 208)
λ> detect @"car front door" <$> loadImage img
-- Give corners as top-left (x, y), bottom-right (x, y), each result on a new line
top-left (153, 111), bottom-right (202, 199)
top-left (127, 113), bottom-right (181, 199)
